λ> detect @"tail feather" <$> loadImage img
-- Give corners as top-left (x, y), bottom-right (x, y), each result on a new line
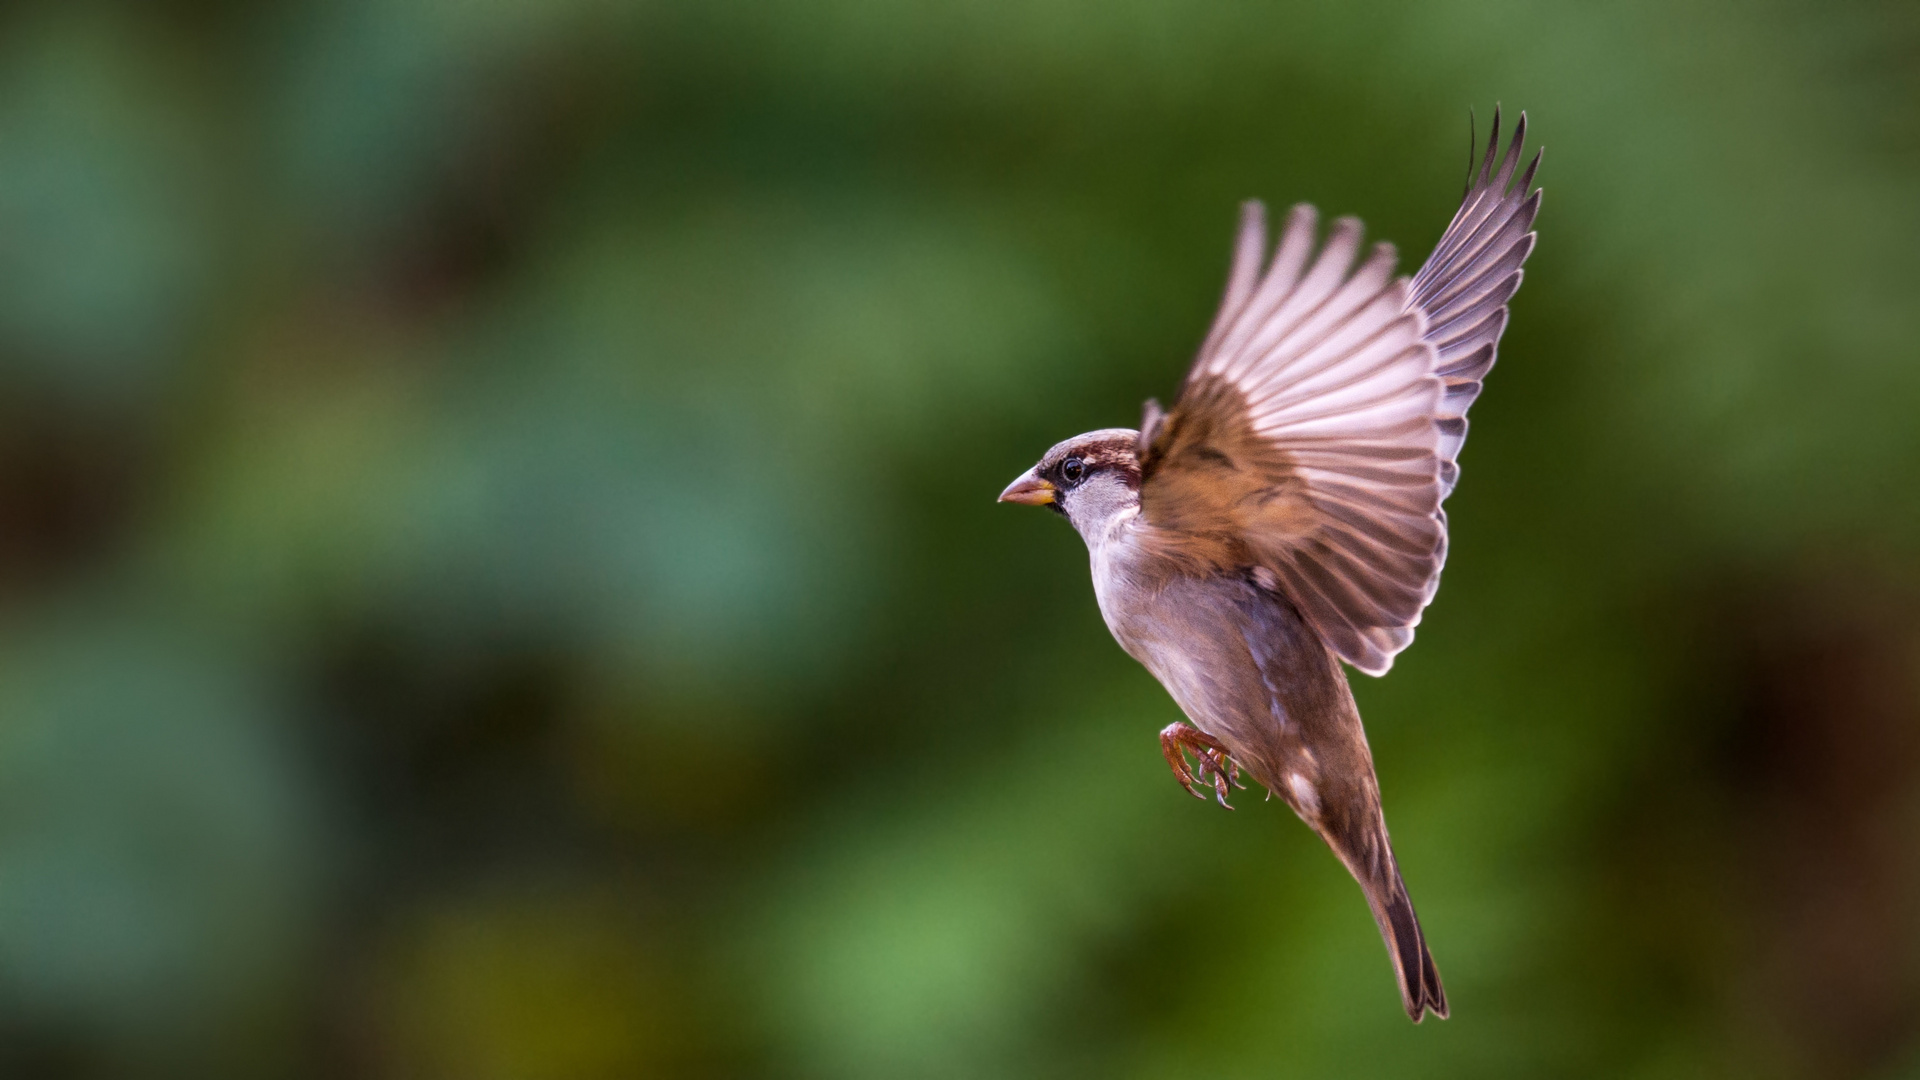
top-left (1368, 868), bottom-right (1448, 1022)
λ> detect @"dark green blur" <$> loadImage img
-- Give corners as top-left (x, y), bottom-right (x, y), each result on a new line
top-left (0, 1), bottom-right (1916, 1077)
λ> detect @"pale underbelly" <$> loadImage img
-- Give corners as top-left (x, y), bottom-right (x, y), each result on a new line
top-left (1095, 577), bottom-right (1244, 741)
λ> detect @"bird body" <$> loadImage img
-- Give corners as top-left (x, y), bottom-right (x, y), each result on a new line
top-left (999, 110), bottom-right (1541, 1022)
top-left (1035, 425), bottom-right (1449, 1020)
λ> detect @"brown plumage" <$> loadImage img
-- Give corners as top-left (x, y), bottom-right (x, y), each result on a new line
top-left (999, 109), bottom-right (1540, 1021)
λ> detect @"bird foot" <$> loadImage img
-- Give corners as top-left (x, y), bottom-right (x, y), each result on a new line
top-left (1159, 722), bottom-right (1247, 808)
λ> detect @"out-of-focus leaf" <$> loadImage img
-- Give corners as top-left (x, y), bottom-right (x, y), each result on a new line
top-left (0, 13), bottom-right (213, 401)
top-left (754, 677), bottom-right (1241, 1079)
top-left (373, 889), bottom-right (682, 1079)
top-left (0, 605), bottom-right (317, 1052)
top-left (265, 0), bottom-right (627, 255)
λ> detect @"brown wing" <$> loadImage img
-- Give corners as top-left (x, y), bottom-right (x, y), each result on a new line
top-left (1140, 113), bottom-right (1540, 675)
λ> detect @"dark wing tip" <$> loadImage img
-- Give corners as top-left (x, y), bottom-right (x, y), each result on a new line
top-left (1461, 107), bottom-right (1477, 197)
top-left (1476, 105), bottom-right (1502, 188)
top-left (1466, 105), bottom-right (1544, 200)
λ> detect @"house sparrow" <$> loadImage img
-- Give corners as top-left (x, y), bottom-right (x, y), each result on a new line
top-left (999, 111), bottom-right (1540, 1022)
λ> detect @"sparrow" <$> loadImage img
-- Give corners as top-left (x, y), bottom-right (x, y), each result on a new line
top-left (998, 110), bottom-right (1540, 1022)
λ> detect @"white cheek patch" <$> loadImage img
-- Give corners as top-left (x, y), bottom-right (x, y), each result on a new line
top-left (1062, 473), bottom-right (1139, 541)
top-left (1252, 565), bottom-right (1279, 592)
top-left (1287, 772), bottom-right (1321, 819)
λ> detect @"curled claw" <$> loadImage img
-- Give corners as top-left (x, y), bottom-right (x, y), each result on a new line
top-left (1159, 726), bottom-right (1208, 801)
top-left (1194, 745), bottom-right (1243, 808)
top-left (1158, 722), bottom-right (1246, 809)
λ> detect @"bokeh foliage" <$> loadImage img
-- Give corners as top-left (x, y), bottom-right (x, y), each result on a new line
top-left (0, 1), bottom-right (1916, 1077)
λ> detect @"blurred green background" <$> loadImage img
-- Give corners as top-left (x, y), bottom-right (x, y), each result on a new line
top-left (0, 0), bottom-right (1917, 1077)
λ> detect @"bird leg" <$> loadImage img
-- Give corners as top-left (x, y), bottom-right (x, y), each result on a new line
top-left (1159, 722), bottom-right (1247, 809)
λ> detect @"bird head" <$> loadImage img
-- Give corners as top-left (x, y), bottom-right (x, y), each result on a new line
top-left (998, 428), bottom-right (1142, 541)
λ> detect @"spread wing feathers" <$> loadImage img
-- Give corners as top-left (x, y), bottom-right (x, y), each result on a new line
top-left (1140, 202), bottom-right (1445, 676)
top-left (1140, 112), bottom-right (1541, 676)
top-left (1410, 107), bottom-right (1542, 494)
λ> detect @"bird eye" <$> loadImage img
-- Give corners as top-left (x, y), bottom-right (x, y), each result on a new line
top-left (1060, 457), bottom-right (1086, 484)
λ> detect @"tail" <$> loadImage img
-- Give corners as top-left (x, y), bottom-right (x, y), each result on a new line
top-left (1364, 864), bottom-right (1448, 1022)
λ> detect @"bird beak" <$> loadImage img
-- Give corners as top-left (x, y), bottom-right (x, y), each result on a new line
top-left (998, 468), bottom-right (1056, 506)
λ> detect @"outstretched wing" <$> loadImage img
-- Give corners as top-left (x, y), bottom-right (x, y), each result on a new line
top-left (1413, 109), bottom-right (1542, 496)
top-left (1139, 111), bottom-right (1540, 675)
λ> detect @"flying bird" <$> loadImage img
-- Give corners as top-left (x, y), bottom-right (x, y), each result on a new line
top-left (998, 110), bottom-right (1541, 1022)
